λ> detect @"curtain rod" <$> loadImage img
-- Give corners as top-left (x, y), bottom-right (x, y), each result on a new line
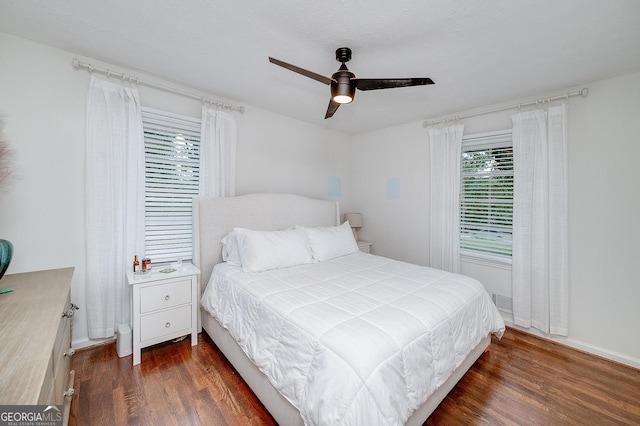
top-left (422, 87), bottom-right (588, 127)
top-left (72, 58), bottom-right (245, 113)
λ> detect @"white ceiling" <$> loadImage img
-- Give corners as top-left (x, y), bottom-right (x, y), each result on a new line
top-left (2, 0), bottom-right (640, 134)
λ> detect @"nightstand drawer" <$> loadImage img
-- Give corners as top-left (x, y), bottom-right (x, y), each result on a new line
top-left (140, 279), bottom-right (192, 313)
top-left (140, 305), bottom-right (192, 342)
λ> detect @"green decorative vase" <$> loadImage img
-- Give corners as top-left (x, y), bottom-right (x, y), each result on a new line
top-left (0, 239), bottom-right (13, 280)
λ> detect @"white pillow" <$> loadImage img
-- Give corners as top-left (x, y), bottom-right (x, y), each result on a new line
top-left (303, 221), bottom-right (359, 261)
top-left (221, 232), bottom-right (242, 266)
top-left (233, 227), bottom-right (314, 272)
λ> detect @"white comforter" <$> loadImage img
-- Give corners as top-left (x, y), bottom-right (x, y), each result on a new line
top-left (201, 252), bottom-right (505, 425)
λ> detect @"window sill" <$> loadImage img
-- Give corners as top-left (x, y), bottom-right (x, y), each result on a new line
top-left (460, 252), bottom-right (512, 270)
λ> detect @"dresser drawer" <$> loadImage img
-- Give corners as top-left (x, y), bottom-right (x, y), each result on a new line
top-left (139, 278), bottom-right (192, 313)
top-left (140, 305), bottom-right (192, 342)
top-left (53, 317), bottom-right (72, 405)
top-left (53, 310), bottom-right (71, 378)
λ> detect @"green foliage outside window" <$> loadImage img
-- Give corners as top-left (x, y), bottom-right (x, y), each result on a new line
top-left (460, 145), bottom-right (513, 258)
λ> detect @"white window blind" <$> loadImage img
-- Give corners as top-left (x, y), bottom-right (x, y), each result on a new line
top-left (460, 130), bottom-right (513, 259)
top-left (142, 107), bottom-right (201, 263)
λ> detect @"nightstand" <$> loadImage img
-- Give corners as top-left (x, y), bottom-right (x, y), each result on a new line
top-left (357, 240), bottom-right (372, 253)
top-left (126, 264), bottom-right (200, 366)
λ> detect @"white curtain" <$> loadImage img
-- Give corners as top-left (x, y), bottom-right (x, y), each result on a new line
top-left (85, 75), bottom-right (145, 339)
top-left (511, 104), bottom-right (569, 336)
top-left (429, 124), bottom-right (464, 273)
top-left (199, 106), bottom-right (237, 197)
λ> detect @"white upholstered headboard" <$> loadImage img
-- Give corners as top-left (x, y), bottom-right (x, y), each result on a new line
top-left (192, 193), bottom-right (340, 290)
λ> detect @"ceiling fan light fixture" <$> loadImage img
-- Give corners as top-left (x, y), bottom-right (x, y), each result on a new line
top-left (331, 79), bottom-right (355, 104)
top-left (333, 94), bottom-right (353, 104)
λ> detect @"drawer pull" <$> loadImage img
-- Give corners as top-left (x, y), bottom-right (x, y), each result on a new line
top-left (165, 322), bottom-right (171, 328)
top-left (165, 295), bottom-right (170, 301)
top-left (62, 303), bottom-right (80, 318)
top-left (64, 387), bottom-right (75, 398)
top-left (64, 348), bottom-right (76, 358)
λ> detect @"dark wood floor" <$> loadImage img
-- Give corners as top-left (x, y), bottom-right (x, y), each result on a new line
top-left (70, 327), bottom-right (640, 425)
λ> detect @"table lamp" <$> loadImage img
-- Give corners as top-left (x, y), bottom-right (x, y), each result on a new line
top-left (344, 213), bottom-right (363, 241)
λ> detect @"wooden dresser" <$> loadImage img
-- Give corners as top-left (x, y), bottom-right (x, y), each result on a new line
top-left (0, 267), bottom-right (76, 425)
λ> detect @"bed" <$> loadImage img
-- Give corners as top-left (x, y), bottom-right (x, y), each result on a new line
top-left (193, 193), bottom-right (505, 425)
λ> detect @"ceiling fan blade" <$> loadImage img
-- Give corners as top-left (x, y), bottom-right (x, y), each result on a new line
top-left (269, 57), bottom-right (334, 85)
top-left (354, 77), bottom-right (435, 91)
top-left (325, 99), bottom-right (341, 119)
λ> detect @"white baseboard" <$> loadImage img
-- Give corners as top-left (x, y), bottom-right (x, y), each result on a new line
top-left (72, 336), bottom-right (115, 350)
top-left (501, 314), bottom-right (640, 370)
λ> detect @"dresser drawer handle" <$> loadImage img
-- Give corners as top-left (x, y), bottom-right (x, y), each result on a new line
top-left (62, 303), bottom-right (80, 318)
top-left (165, 322), bottom-right (171, 328)
top-left (165, 295), bottom-right (170, 301)
top-left (64, 348), bottom-right (76, 358)
top-left (64, 388), bottom-right (75, 398)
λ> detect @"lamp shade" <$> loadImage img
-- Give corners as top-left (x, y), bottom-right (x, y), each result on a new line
top-left (344, 213), bottom-right (362, 228)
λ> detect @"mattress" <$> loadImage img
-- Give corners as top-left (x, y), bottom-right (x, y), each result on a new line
top-left (201, 252), bottom-right (505, 425)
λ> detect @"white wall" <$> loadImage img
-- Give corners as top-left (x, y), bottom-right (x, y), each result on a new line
top-left (235, 108), bottom-right (351, 200)
top-left (352, 72), bottom-right (640, 367)
top-left (350, 123), bottom-right (430, 265)
top-left (566, 72), bottom-right (640, 363)
top-left (0, 34), bottom-right (88, 341)
top-left (0, 33), bottom-right (351, 347)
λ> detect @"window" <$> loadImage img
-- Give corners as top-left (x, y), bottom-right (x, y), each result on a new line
top-left (142, 107), bottom-right (201, 263)
top-left (460, 130), bottom-right (513, 260)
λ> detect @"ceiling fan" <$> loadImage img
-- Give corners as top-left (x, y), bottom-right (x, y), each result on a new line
top-left (269, 47), bottom-right (435, 119)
